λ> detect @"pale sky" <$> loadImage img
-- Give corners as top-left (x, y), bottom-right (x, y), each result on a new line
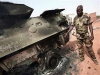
top-left (0, 0), bottom-right (100, 17)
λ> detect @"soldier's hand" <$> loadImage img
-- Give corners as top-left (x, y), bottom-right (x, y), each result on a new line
top-left (90, 35), bottom-right (94, 41)
top-left (65, 33), bottom-right (68, 38)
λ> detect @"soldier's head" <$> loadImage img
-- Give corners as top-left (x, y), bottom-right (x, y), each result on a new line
top-left (76, 5), bottom-right (83, 17)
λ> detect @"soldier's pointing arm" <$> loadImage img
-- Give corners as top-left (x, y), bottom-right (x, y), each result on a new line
top-left (88, 16), bottom-right (94, 40)
top-left (65, 17), bottom-right (75, 37)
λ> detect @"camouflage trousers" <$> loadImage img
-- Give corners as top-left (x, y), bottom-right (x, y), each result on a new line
top-left (76, 36), bottom-right (96, 61)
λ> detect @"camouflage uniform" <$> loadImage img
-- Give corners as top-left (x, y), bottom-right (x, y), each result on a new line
top-left (72, 13), bottom-right (96, 61)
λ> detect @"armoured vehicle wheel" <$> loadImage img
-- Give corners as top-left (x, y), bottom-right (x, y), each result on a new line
top-left (45, 51), bottom-right (61, 69)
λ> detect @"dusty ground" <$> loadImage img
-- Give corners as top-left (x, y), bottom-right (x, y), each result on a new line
top-left (64, 22), bottom-right (100, 75)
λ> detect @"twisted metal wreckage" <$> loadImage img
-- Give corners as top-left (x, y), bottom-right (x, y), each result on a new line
top-left (0, 2), bottom-right (73, 75)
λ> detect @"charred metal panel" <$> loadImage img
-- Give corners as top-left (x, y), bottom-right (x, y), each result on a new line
top-left (2, 45), bottom-right (38, 69)
top-left (0, 2), bottom-right (33, 29)
top-left (0, 16), bottom-right (68, 58)
top-left (0, 2), bottom-right (33, 18)
top-left (40, 9), bottom-right (65, 17)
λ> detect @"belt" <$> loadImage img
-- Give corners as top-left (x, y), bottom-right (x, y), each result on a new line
top-left (76, 33), bottom-right (89, 39)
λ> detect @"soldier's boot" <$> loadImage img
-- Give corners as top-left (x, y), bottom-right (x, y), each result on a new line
top-left (87, 47), bottom-right (98, 65)
top-left (92, 59), bottom-right (99, 65)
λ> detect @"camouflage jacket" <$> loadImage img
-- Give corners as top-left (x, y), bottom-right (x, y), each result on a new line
top-left (72, 13), bottom-right (93, 34)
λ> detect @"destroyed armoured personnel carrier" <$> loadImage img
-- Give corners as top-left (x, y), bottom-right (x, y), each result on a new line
top-left (0, 2), bottom-right (69, 75)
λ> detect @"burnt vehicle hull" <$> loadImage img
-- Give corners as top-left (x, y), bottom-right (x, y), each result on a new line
top-left (0, 2), bottom-right (69, 75)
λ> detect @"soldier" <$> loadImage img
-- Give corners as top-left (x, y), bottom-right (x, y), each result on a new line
top-left (65, 5), bottom-right (98, 64)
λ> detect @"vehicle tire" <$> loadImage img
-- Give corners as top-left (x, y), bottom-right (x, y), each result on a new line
top-left (45, 51), bottom-right (61, 69)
